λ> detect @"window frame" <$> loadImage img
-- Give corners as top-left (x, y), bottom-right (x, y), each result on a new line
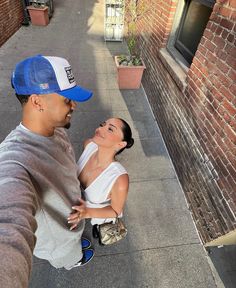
top-left (167, 0), bottom-right (215, 70)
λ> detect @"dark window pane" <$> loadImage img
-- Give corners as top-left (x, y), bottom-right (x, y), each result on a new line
top-left (175, 0), bottom-right (213, 64)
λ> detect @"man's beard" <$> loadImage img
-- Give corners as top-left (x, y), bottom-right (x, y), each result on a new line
top-left (64, 122), bottom-right (71, 129)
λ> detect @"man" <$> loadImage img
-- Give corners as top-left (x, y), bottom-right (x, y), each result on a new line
top-left (0, 55), bottom-right (94, 287)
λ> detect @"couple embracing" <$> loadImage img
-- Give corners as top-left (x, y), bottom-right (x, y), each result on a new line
top-left (0, 55), bottom-right (133, 287)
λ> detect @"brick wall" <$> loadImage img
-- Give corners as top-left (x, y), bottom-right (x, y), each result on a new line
top-left (129, 0), bottom-right (236, 244)
top-left (0, 0), bottom-right (24, 47)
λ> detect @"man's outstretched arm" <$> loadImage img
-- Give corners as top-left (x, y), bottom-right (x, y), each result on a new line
top-left (0, 163), bottom-right (38, 288)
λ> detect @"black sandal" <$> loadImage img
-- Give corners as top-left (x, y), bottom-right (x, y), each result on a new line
top-left (92, 224), bottom-right (99, 239)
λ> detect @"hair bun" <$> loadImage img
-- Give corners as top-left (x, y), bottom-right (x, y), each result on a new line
top-left (126, 138), bottom-right (134, 149)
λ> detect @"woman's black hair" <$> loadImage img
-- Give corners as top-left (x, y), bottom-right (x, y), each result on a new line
top-left (116, 118), bottom-right (134, 155)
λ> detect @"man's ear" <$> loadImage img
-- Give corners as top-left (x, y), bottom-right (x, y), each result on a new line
top-left (29, 94), bottom-right (42, 111)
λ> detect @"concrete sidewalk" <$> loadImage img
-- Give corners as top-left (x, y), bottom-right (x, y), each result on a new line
top-left (0, 0), bottom-right (229, 287)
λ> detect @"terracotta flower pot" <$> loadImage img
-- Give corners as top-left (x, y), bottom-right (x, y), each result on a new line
top-left (27, 6), bottom-right (49, 26)
top-left (115, 56), bottom-right (146, 89)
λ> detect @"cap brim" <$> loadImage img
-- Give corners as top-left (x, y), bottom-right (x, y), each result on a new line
top-left (58, 85), bottom-right (93, 102)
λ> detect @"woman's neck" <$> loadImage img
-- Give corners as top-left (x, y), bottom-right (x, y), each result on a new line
top-left (94, 147), bottom-right (115, 168)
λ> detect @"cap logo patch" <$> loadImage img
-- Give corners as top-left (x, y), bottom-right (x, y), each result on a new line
top-left (65, 66), bottom-right (75, 84)
top-left (39, 83), bottom-right (49, 89)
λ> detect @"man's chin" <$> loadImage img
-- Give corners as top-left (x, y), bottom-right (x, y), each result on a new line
top-left (64, 122), bottom-right (71, 129)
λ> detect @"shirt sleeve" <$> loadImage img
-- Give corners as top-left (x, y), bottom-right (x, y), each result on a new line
top-left (0, 162), bottom-right (38, 288)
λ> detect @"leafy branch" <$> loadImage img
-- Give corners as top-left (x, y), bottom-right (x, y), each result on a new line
top-left (126, 0), bottom-right (149, 56)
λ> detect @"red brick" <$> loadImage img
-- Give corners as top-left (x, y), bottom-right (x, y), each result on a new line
top-left (0, 2), bottom-right (23, 47)
top-left (224, 125), bottom-right (236, 144)
top-left (205, 119), bottom-right (216, 135)
top-left (231, 10), bottom-right (236, 19)
top-left (213, 3), bottom-right (221, 13)
top-left (198, 44), bottom-right (208, 56)
top-left (220, 18), bottom-right (234, 30)
top-left (206, 91), bottom-right (215, 103)
top-left (213, 35), bottom-right (226, 49)
top-left (215, 26), bottom-right (223, 36)
top-left (211, 114), bottom-right (223, 132)
top-left (211, 75), bottom-right (222, 89)
top-left (211, 22), bottom-right (218, 33)
top-left (218, 72), bottom-right (234, 87)
top-left (205, 39), bottom-right (217, 53)
top-left (226, 151), bottom-right (236, 169)
top-left (217, 61), bottom-right (231, 74)
top-left (229, 0), bottom-right (236, 8)
top-left (206, 51), bottom-right (217, 65)
top-left (229, 119), bottom-right (236, 133)
top-left (225, 43), bottom-right (235, 55)
top-left (219, 86), bottom-right (234, 102)
top-left (216, 49), bottom-right (228, 61)
top-left (228, 200), bottom-right (236, 215)
top-left (204, 29), bottom-right (214, 40)
top-left (224, 137), bottom-right (236, 155)
top-left (215, 157), bottom-right (229, 177)
top-left (230, 78), bottom-right (236, 90)
top-left (222, 29), bottom-right (229, 39)
top-left (227, 33), bottom-right (235, 43)
top-left (212, 99), bottom-right (221, 110)
top-left (210, 13), bottom-right (221, 24)
top-left (220, 6), bottom-right (233, 18)
top-left (226, 54), bottom-right (236, 69)
top-left (223, 112), bottom-right (232, 123)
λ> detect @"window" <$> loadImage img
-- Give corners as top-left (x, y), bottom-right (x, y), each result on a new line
top-left (168, 0), bottom-right (215, 67)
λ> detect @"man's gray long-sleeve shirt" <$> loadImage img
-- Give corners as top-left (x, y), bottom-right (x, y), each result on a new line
top-left (0, 125), bottom-right (84, 287)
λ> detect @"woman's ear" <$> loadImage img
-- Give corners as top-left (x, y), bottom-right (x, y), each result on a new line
top-left (118, 141), bottom-right (127, 150)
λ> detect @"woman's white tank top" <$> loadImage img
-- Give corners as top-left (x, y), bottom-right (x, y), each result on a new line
top-left (77, 142), bottom-right (127, 225)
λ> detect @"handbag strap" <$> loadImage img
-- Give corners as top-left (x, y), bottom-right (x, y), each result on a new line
top-left (113, 209), bottom-right (119, 218)
top-left (102, 208), bottom-right (119, 224)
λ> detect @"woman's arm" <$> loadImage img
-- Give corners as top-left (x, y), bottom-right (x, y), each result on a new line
top-left (68, 174), bottom-right (129, 230)
top-left (109, 173), bottom-right (129, 215)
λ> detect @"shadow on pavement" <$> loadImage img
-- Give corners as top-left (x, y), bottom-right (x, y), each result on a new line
top-left (206, 245), bottom-right (236, 288)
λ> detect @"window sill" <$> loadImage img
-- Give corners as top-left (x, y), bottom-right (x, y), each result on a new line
top-left (159, 48), bottom-right (188, 93)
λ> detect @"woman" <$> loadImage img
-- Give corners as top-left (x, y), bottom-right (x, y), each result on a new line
top-left (68, 118), bottom-right (134, 239)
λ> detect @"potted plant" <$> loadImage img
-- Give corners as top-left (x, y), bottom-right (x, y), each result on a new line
top-left (115, 0), bottom-right (148, 89)
top-left (27, 1), bottom-right (49, 26)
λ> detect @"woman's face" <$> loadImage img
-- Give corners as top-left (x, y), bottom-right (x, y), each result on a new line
top-left (92, 118), bottom-right (125, 150)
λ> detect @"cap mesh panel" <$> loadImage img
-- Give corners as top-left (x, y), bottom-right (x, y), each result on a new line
top-left (13, 56), bottom-right (60, 95)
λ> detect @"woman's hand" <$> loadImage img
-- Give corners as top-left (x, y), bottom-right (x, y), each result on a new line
top-left (68, 198), bottom-right (88, 230)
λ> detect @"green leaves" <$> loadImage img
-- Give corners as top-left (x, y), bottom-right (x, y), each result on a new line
top-left (117, 55), bottom-right (142, 66)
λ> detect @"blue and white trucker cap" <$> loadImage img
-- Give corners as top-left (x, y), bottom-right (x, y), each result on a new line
top-left (11, 55), bottom-right (93, 102)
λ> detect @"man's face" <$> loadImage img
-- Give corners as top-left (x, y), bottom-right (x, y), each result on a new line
top-left (41, 93), bottom-right (77, 129)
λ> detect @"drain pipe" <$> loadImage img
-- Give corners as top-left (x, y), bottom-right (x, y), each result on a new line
top-left (21, 0), bottom-right (30, 26)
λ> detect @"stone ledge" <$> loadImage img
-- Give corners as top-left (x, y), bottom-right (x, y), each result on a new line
top-left (159, 48), bottom-right (188, 93)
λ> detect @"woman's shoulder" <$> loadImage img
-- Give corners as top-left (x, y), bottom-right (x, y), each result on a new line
top-left (111, 161), bottom-right (127, 174)
top-left (112, 173), bottom-right (129, 192)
